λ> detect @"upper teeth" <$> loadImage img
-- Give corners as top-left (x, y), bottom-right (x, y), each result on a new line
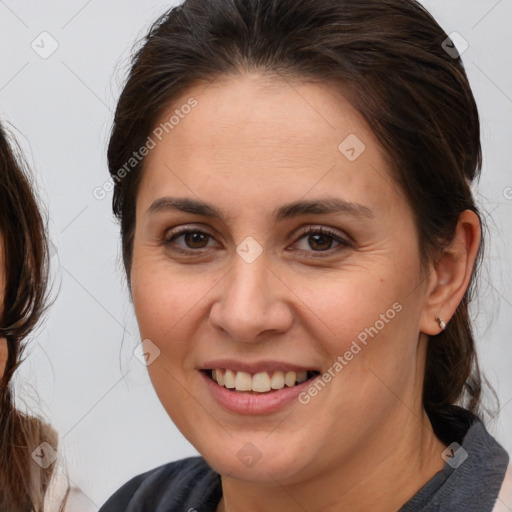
top-left (212, 369), bottom-right (308, 393)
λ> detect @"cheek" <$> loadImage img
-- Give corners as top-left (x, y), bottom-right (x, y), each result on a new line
top-left (130, 261), bottom-right (205, 424)
top-left (130, 254), bottom-right (218, 365)
top-left (296, 264), bottom-right (421, 352)
top-left (292, 260), bottom-right (426, 413)
top-left (131, 265), bottom-right (185, 346)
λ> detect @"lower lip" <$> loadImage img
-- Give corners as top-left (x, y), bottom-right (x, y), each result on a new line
top-left (200, 371), bottom-right (316, 414)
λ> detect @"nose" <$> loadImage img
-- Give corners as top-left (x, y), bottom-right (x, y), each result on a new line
top-left (208, 253), bottom-right (294, 343)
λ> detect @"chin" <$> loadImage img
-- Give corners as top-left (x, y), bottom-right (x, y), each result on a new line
top-left (199, 438), bottom-right (314, 484)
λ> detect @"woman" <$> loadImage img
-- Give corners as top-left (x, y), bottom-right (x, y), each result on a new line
top-left (100, 0), bottom-right (511, 510)
top-left (0, 123), bottom-right (68, 511)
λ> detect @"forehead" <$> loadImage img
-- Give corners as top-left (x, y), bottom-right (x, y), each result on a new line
top-left (138, 73), bottom-right (399, 218)
top-left (152, 73), bottom-right (378, 157)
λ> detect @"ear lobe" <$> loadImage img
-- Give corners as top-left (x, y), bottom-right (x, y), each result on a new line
top-left (420, 210), bottom-right (481, 335)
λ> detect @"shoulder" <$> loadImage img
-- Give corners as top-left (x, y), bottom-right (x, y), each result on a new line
top-left (99, 456), bottom-right (222, 512)
top-left (44, 463), bottom-right (69, 512)
top-left (401, 407), bottom-right (510, 511)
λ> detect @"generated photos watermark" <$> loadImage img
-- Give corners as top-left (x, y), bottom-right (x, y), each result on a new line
top-left (93, 97), bottom-right (198, 200)
top-left (298, 301), bottom-right (403, 405)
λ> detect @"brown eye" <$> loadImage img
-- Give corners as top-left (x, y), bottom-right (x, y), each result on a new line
top-left (292, 226), bottom-right (351, 257)
top-left (163, 228), bottom-right (214, 253)
top-left (307, 233), bottom-right (334, 251)
top-left (182, 232), bottom-right (210, 249)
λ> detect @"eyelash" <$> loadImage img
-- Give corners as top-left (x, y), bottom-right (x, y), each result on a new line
top-left (162, 225), bottom-right (352, 258)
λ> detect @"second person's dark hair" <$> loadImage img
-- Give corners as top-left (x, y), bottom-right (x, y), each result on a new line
top-left (0, 122), bottom-right (53, 512)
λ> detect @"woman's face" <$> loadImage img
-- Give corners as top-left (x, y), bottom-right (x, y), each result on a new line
top-left (130, 74), bottom-right (435, 484)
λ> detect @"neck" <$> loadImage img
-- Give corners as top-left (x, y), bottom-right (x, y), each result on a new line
top-left (217, 408), bottom-right (446, 512)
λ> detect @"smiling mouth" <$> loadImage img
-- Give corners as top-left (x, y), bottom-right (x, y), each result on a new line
top-left (204, 369), bottom-right (320, 393)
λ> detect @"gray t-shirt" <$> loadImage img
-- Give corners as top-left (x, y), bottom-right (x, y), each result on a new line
top-left (99, 406), bottom-right (509, 511)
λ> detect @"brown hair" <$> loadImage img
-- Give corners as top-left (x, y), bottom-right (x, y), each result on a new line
top-left (0, 123), bottom-right (54, 511)
top-left (108, 0), bottom-right (491, 435)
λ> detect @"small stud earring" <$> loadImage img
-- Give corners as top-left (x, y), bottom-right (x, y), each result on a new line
top-left (435, 316), bottom-right (446, 331)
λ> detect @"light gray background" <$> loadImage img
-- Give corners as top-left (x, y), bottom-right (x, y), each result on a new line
top-left (0, 0), bottom-right (510, 509)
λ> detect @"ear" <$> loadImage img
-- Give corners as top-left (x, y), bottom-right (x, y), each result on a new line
top-left (420, 210), bottom-right (481, 335)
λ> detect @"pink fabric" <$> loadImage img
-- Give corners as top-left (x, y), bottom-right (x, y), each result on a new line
top-left (493, 464), bottom-right (512, 512)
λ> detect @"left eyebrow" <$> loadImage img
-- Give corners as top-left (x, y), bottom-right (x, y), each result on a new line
top-left (273, 197), bottom-right (374, 221)
top-left (147, 196), bottom-right (374, 222)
